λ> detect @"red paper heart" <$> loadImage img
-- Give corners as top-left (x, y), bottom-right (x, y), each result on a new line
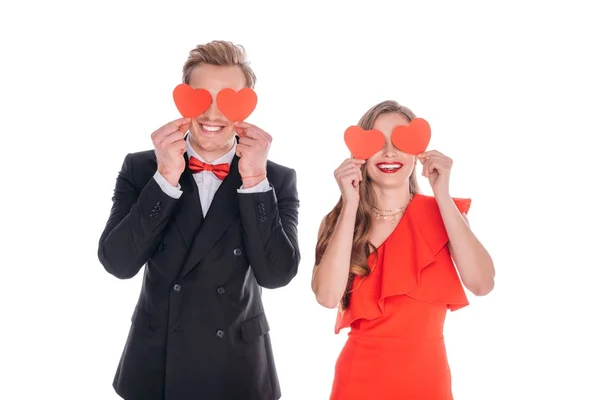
top-left (390, 118), bottom-right (431, 155)
top-left (173, 84), bottom-right (212, 118)
top-left (344, 126), bottom-right (386, 160)
top-left (216, 88), bottom-right (257, 122)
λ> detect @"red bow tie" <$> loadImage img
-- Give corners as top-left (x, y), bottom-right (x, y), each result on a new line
top-left (188, 156), bottom-right (230, 180)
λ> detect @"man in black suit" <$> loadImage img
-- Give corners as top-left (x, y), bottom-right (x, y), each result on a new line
top-left (98, 40), bottom-right (300, 400)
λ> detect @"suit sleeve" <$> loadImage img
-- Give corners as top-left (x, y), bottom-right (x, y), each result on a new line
top-left (237, 168), bottom-right (300, 289)
top-left (97, 153), bottom-right (180, 279)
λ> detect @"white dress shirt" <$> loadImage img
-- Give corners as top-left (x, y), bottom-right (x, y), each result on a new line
top-left (153, 135), bottom-right (271, 216)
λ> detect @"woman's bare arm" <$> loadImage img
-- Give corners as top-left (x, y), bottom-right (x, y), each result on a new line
top-left (437, 195), bottom-right (495, 296)
top-left (311, 205), bottom-right (358, 308)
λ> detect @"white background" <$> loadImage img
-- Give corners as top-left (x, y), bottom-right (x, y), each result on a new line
top-left (1, 1), bottom-right (599, 399)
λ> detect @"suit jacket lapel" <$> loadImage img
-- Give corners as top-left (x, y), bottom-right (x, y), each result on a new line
top-left (174, 153), bottom-right (204, 249)
top-left (180, 155), bottom-right (241, 278)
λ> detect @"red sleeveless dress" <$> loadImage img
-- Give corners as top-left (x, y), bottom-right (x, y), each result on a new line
top-left (330, 194), bottom-right (472, 400)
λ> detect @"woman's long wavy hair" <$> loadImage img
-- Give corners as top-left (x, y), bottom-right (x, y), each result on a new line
top-left (315, 100), bottom-right (421, 310)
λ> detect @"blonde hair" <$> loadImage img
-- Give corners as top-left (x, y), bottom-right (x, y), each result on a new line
top-left (182, 40), bottom-right (256, 88)
top-left (315, 100), bottom-right (421, 310)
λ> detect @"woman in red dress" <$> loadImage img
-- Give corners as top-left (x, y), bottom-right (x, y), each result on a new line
top-left (312, 101), bottom-right (496, 399)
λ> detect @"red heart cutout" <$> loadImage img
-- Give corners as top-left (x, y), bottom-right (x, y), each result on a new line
top-left (216, 88), bottom-right (257, 122)
top-left (390, 118), bottom-right (431, 155)
top-left (344, 126), bottom-right (386, 160)
top-left (173, 84), bottom-right (212, 118)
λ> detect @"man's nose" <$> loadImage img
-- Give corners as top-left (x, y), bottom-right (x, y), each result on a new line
top-left (204, 101), bottom-right (222, 121)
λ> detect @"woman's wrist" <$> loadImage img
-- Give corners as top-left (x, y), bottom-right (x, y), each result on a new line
top-left (341, 201), bottom-right (359, 219)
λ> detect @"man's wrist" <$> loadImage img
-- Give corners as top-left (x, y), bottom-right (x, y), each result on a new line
top-left (241, 172), bottom-right (267, 189)
top-left (157, 168), bottom-right (180, 187)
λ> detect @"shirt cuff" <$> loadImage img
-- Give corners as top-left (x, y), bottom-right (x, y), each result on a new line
top-left (153, 171), bottom-right (183, 199)
top-left (237, 178), bottom-right (271, 193)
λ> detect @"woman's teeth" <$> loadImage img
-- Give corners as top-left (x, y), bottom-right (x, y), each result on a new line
top-left (378, 164), bottom-right (402, 171)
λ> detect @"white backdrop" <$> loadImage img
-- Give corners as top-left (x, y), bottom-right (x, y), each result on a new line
top-left (1, 1), bottom-right (599, 399)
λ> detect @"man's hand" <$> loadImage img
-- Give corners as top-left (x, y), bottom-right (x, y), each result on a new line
top-left (151, 117), bottom-right (191, 187)
top-left (234, 121), bottom-right (272, 188)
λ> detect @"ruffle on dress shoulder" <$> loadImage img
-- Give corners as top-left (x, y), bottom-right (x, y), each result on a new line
top-left (335, 194), bottom-right (472, 333)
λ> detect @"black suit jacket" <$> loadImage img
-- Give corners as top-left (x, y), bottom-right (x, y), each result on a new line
top-left (97, 149), bottom-right (300, 400)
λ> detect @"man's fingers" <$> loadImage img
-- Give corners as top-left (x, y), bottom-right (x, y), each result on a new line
top-left (237, 134), bottom-right (270, 147)
top-left (234, 125), bottom-right (248, 137)
top-left (238, 136), bottom-right (258, 147)
top-left (162, 118), bottom-right (191, 135)
top-left (234, 121), bottom-right (253, 130)
top-left (233, 122), bottom-right (272, 143)
top-left (178, 123), bottom-right (190, 133)
top-left (173, 139), bottom-right (187, 155)
top-left (156, 130), bottom-right (185, 148)
top-left (236, 142), bottom-right (251, 157)
top-left (242, 127), bottom-right (259, 139)
top-left (171, 117), bottom-right (192, 128)
top-left (162, 139), bottom-right (186, 152)
top-left (152, 118), bottom-right (190, 140)
top-left (242, 126), bottom-right (272, 142)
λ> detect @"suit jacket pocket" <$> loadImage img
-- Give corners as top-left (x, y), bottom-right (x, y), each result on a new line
top-left (240, 312), bottom-right (270, 343)
top-left (131, 304), bottom-right (153, 332)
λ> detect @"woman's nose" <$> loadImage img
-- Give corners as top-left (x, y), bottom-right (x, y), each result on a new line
top-left (382, 140), bottom-right (397, 156)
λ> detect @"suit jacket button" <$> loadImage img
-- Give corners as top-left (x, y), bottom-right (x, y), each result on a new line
top-left (216, 329), bottom-right (225, 338)
top-left (159, 244), bottom-right (166, 251)
top-left (233, 248), bottom-right (242, 256)
top-left (217, 287), bottom-right (225, 294)
top-left (173, 283), bottom-right (182, 292)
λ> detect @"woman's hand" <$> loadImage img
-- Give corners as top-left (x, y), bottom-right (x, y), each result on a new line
top-left (417, 150), bottom-right (453, 197)
top-left (334, 158), bottom-right (365, 207)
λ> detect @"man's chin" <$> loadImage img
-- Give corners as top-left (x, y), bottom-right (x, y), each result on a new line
top-left (190, 132), bottom-right (235, 154)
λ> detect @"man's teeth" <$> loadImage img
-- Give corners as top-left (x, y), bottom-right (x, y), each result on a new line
top-left (379, 164), bottom-right (401, 170)
top-left (202, 125), bottom-right (222, 132)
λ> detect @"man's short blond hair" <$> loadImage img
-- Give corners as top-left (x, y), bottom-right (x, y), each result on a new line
top-left (182, 40), bottom-right (257, 88)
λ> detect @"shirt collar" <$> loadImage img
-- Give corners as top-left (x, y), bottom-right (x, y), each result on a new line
top-left (185, 134), bottom-right (236, 165)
